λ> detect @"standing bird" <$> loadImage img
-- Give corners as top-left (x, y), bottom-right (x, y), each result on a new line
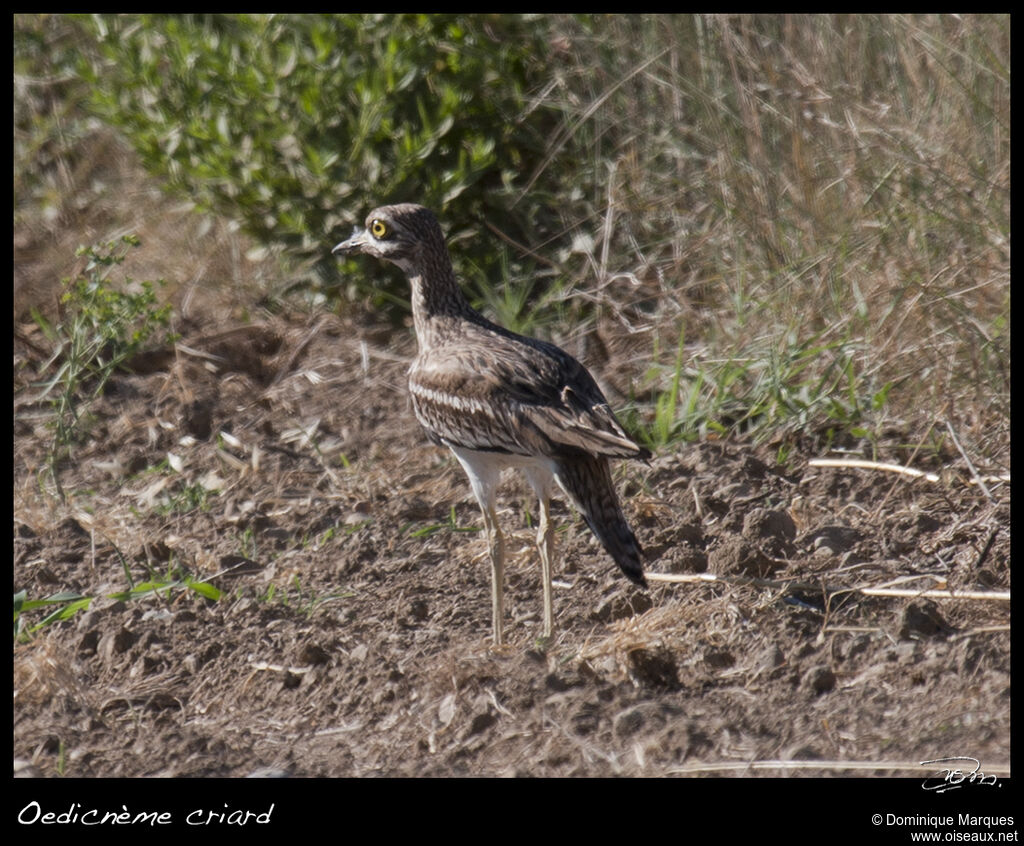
top-left (333, 204), bottom-right (649, 645)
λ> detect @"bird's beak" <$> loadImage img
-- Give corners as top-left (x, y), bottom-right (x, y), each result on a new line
top-left (332, 227), bottom-right (368, 256)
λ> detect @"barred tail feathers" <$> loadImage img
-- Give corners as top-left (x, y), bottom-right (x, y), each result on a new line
top-left (554, 456), bottom-right (646, 587)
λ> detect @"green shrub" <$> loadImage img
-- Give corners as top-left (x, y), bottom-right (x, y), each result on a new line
top-left (14, 15), bottom-right (97, 227)
top-left (79, 13), bottom-right (561, 307)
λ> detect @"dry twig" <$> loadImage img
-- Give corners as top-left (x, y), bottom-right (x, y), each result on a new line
top-left (807, 457), bottom-right (1009, 486)
top-left (647, 571), bottom-right (1009, 602)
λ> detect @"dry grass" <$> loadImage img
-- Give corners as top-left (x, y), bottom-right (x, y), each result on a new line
top-left (538, 14), bottom-right (1009, 454)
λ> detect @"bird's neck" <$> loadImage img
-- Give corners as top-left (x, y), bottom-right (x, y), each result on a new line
top-left (408, 264), bottom-right (481, 351)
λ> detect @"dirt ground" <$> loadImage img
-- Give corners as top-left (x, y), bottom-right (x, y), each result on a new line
top-left (13, 307), bottom-right (1010, 779)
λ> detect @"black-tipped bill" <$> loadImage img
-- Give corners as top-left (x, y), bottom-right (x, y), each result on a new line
top-left (331, 227), bottom-right (368, 256)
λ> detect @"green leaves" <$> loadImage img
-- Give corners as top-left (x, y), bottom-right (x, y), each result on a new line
top-left (78, 14), bottom-right (559, 309)
top-left (14, 578), bottom-right (223, 641)
top-left (14, 590), bottom-right (92, 639)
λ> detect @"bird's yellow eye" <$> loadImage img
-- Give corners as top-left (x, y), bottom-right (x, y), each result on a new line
top-left (370, 219), bottom-right (390, 239)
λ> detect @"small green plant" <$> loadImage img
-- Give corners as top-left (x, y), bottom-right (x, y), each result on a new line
top-left (154, 480), bottom-right (216, 516)
top-left (406, 505), bottom-right (478, 539)
top-left (14, 590), bottom-right (92, 639)
top-left (32, 235), bottom-right (174, 497)
top-left (14, 541), bottom-right (221, 641)
top-left (636, 322), bottom-right (899, 450)
top-left (647, 323), bottom-right (689, 447)
top-left (236, 526), bottom-right (257, 559)
top-left (14, 574), bottom-right (221, 642)
top-left (258, 575), bottom-right (353, 618)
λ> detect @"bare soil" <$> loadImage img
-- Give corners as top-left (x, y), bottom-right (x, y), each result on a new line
top-left (13, 309), bottom-right (1010, 779)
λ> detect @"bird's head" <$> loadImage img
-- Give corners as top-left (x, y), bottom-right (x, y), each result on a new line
top-left (332, 203), bottom-right (446, 276)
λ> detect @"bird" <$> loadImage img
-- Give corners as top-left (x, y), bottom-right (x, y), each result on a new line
top-left (333, 203), bottom-right (649, 646)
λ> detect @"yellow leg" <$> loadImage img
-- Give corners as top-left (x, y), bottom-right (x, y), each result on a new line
top-left (537, 494), bottom-right (555, 639)
top-left (481, 505), bottom-right (505, 647)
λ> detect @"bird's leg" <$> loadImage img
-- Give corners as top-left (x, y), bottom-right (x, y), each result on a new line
top-left (452, 450), bottom-right (507, 647)
top-left (536, 492), bottom-right (555, 639)
top-left (523, 465), bottom-right (556, 642)
top-left (480, 504), bottom-right (505, 647)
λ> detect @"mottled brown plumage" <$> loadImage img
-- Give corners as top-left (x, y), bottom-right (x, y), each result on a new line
top-left (333, 203), bottom-right (649, 644)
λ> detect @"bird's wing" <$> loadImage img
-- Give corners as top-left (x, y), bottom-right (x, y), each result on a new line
top-left (411, 330), bottom-right (649, 460)
top-left (522, 383), bottom-right (647, 459)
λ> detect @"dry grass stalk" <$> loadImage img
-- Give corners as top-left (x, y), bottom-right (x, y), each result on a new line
top-left (808, 458), bottom-right (1009, 486)
top-left (648, 571), bottom-right (1010, 602)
